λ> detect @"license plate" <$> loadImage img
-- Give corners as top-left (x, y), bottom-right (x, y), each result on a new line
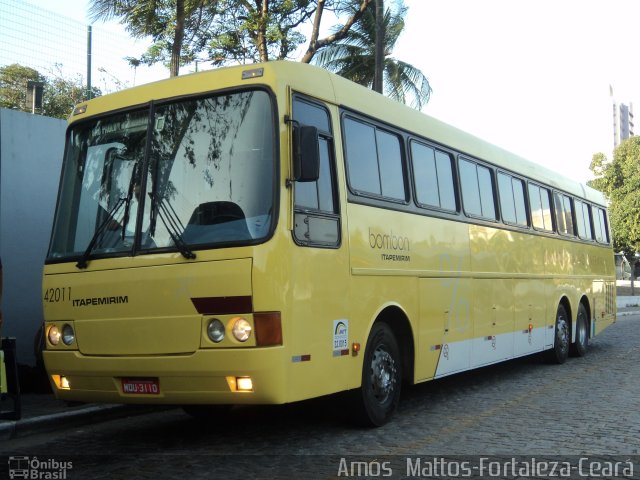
top-left (121, 378), bottom-right (160, 395)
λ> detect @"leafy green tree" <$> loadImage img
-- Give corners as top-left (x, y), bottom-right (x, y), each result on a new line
top-left (89, 0), bottom-right (220, 77)
top-left (44, 70), bottom-right (102, 119)
top-left (588, 152), bottom-right (609, 183)
top-left (311, 1), bottom-right (431, 109)
top-left (590, 137), bottom-right (640, 293)
top-left (89, 0), bottom-right (374, 73)
top-left (207, 0), bottom-right (315, 64)
top-left (0, 64), bottom-right (101, 119)
top-left (0, 64), bottom-right (45, 111)
top-left (300, 0), bottom-right (374, 63)
top-left (207, 0), bottom-right (376, 65)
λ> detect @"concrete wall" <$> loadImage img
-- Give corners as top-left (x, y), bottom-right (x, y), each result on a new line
top-left (0, 108), bottom-right (66, 365)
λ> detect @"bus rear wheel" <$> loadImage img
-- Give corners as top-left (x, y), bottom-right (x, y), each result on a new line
top-left (352, 322), bottom-right (402, 427)
top-left (547, 304), bottom-right (570, 364)
top-left (570, 303), bottom-right (589, 357)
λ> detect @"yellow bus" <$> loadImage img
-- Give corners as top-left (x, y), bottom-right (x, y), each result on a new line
top-left (43, 61), bottom-right (616, 426)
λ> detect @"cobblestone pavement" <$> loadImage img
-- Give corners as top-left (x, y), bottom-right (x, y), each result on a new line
top-left (2, 316), bottom-right (639, 479)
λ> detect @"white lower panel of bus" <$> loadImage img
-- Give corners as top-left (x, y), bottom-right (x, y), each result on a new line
top-left (434, 326), bottom-right (547, 379)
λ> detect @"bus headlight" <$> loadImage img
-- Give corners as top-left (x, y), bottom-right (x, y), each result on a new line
top-left (48, 325), bottom-right (61, 346)
top-left (232, 317), bottom-right (252, 342)
top-left (207, 319), bottom-right (225, 343)
top-left (62, 324), bottom-right (75, 345)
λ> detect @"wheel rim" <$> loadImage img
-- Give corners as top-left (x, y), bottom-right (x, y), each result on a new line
top-left (369, 345), bottom-right (397, 405)
top-left (556, 313), bottom-right (569, 354)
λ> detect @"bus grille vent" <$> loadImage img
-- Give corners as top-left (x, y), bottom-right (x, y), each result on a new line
top-left (605, 282), bottom-right (615, 315)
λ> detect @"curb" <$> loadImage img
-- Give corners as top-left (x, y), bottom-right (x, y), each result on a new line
top-left (0, 404), bottom-right (161, 440)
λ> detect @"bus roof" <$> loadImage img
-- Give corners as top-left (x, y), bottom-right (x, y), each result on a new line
top-left (69, 61), bottom-right (606, 207)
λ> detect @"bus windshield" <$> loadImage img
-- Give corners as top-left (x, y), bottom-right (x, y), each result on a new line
top-left (48, 89), bottom-right (275, 262)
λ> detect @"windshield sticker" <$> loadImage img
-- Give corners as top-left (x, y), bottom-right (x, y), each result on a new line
top-left (155, 116), bottom-right (165, 131)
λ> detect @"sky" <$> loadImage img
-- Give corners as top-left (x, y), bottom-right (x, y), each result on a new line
top-left (10, 0), bottom-right (640, 184)
top-left (394, 0), bottom-right (640, 184)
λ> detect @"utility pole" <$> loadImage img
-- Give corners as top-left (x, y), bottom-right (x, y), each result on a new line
top-left (87, 26), bottom-right (93, 100)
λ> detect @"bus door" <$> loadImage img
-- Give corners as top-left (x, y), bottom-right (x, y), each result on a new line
top-left (287, 95), bottom-right (350, 401)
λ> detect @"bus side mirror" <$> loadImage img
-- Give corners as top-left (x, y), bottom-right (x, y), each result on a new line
top-left (293, 125), bottom-right (320, 182)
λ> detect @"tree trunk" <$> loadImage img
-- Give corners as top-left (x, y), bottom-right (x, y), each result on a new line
top-left (301, 0), bottom-right (373, 64)
top-left (171, 0), bottom-right (186, 77)
top-left (373, 0), bottom-right (384, 93)
top-left (257, 0), bottom-right (270, 63)
top-left (631, 259), bottom-right (636, 296)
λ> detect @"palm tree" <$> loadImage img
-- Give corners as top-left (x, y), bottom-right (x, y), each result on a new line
top-left (312, 2), bottom-right (431, 110)
top-left (89, 0), bottom-right (184, 77)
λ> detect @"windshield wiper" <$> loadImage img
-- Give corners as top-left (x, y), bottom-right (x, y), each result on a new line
top-left (150, 193), bottom-right (196, 260)
top-left (76, 197), bottom-right (126, 269)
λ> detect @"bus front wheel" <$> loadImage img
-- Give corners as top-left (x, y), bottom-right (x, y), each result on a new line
top-left (352, 322), bottom-right (402, 427)
top-left (547, 304), bottom-right (570, 364)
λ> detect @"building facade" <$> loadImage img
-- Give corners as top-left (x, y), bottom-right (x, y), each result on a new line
top-left (613, 99), bottom-right (634, 148)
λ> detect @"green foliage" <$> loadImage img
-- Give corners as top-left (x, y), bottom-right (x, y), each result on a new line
top-left (208, 0), bottom-right (315, 64)
top-left (89, 0), bottom-right (221, 76)
top-left (312, 1), bottom-right (431, 109)
top-left (0, 64), bottom-right (45, 111)
top-left (45, 72), bottom-right (102, 119)
top-left (88, 0), bottom-right (375, 75)
top-left (89, 0), bottom-right (316, 72)
top-left (590, 137), bottom-right (640, 261)
top-left (0, 64), bottom-right (101, 120)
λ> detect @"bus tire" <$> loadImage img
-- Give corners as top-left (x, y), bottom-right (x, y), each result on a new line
top-left (570, 303), bottom-right (589, 357)
top-left (546, 303), bottom-right (570, 364)
top-left (352, 322), bottom-right (402, 427)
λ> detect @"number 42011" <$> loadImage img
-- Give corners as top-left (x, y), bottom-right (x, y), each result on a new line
top-left (44, 287), bottom-right (71, 303)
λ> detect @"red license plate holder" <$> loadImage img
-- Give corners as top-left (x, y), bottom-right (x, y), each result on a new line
top-left (121, 378), bottom-right (160, 395)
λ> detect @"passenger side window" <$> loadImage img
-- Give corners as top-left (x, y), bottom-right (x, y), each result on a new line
top-left (574, 200), bottom-right (594, 240)
top-left (344, 117), bottom-right (406, 201)
top-left (411, 141), bottom-right (457, 212)
top-left (498, 172), bottom-right (527, 226)
top-left (292, 96), bottom-right (340, 247)
top-left (553, 192), bottom-right (575, 236)
top-left (593, 207), bottom-right (610, 244)
top-left (459, 158), bottom-right (496, 220)
top-left (528, 183), bottom-right (553, 231)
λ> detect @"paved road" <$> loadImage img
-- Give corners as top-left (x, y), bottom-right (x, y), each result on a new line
top-left (2, 316), bottom-right (639, 479)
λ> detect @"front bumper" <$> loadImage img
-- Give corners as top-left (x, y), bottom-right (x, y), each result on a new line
top-left (43, 346), bottom-right (287, 405)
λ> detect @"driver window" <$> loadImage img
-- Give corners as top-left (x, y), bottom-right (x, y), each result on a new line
top-left (292, 96), bottom-right (340, 247)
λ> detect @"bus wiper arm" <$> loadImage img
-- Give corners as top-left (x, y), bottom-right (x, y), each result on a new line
top-left (151, 193), bottom-right (196, 260)
top-left (76, 197), bottom-right (126, 269)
